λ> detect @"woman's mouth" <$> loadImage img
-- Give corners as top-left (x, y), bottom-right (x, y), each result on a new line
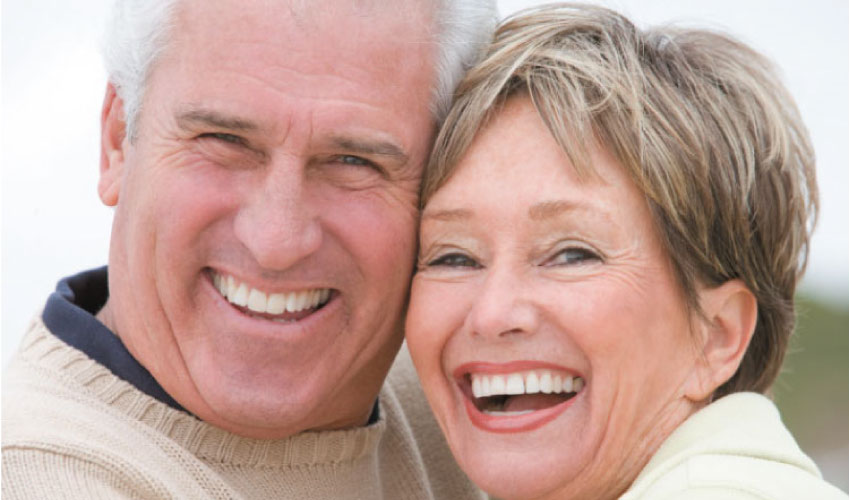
top-left (470, 370), bottom-right (584, 414)
top-left (455, 364), bottom-right (586, 432)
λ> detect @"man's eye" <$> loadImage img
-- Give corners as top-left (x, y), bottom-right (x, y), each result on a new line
top-left (335, 155), bottom-right (384, 174)
top-left (199, 132), bottom-right (245, 146)
top-left (330, 155), bottom-right (387, 179)
top-left (427, 253), bottom-right (481, 268)
top-left (338, 155), bottom-right (370, 166)
top-left (547, 247), bottom-right (601, 266)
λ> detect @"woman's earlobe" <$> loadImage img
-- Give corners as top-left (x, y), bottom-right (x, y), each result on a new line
top-left (99, 82), bottom-right (127, 207)
top-left (685, 280), bottom-right (758, 401)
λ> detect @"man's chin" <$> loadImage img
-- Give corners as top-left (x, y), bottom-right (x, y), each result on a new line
top-left (180, 369), bottom-right (372, 438)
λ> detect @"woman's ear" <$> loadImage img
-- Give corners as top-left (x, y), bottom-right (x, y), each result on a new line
top-left (99, 82), bottom-right (128, 207)
top-left (686, 279), bottom-right (758, 401)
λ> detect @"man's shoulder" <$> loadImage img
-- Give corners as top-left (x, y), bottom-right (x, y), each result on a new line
top-left (2, 320), bottom-right (235, 499)
top-left (381, 342), bottom-right (486, 500)
top-left (386, 341), bottom-right (422, 391)
top-left (384, 341), bottom-right (440, 432)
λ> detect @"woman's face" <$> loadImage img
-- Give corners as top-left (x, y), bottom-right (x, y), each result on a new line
top-left (406, 97), bottom-right (705, 500)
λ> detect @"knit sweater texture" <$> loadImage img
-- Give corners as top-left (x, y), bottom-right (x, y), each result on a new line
top-left (2, 317), bottom-right (484, 500)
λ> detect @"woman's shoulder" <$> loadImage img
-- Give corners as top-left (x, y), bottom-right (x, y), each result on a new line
top-left (620, 393), bottom-right (847, 500)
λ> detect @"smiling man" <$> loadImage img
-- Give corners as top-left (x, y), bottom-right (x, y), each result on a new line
top-left (2, 0), bottom-right (495, 498)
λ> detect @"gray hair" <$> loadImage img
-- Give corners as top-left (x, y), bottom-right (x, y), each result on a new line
top-left (102, 0), bottom-right (497, 139)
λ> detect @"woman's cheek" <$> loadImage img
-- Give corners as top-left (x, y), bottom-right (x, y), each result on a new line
top-left (407, 278), bottom-right (464, 390)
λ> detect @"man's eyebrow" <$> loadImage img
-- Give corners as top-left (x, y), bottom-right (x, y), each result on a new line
top-left (421, 208), bottom-right (473, 222)
top-left (330, 136), bottom-right (409, 164)
top-left (176, 109), bottom-right (258, 132)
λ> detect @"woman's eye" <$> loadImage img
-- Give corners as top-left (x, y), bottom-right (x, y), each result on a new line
top-left (427, 253), bottom-right (481, 269)
top-left (547, 247), bottom-right (601, 266)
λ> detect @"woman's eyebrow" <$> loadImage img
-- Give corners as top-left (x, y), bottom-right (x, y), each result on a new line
top-left (421, 208), bottom-right (473, 222)
top-left (528, 200), bottom-right (579, 221)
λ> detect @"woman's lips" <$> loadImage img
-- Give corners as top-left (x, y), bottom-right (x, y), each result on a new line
top-left (454, 361), bottom-right (586, 433)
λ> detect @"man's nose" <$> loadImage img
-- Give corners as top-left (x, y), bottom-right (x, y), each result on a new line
top-left (465, 267), bottom-right (539, 340)
top-left (233, 160), bottom-right (322, 271)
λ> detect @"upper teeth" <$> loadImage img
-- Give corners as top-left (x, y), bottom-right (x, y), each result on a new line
top-left (471, 371), bottom-right (585, 399)
top-left (212, 272), bottom-right (331, 314)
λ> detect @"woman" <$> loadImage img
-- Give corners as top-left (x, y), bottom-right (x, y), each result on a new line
top-left (405, 4), bottom-right (846, 499)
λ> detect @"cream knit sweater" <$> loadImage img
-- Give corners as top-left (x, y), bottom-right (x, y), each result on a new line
top-left (2, 318), bottom-right (483, 500)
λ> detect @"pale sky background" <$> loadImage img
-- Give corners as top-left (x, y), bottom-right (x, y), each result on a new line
top-left (2, 0), bottom-right (848, 368)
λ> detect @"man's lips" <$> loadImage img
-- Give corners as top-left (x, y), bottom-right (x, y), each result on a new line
top-left (454, 361), bottom-right (586, 433)
top-left (208, 269), bottom-right (334, 322)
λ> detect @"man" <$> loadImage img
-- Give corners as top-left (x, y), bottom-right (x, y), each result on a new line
top-left (2, 0), bottom-right (495, 497)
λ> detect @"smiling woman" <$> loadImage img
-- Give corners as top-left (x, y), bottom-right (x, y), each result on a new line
top-left (405, 4), bottom-right (847, 499)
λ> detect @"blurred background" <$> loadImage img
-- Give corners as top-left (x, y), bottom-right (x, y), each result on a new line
top-left (2, 0), bottom-right (847, 491)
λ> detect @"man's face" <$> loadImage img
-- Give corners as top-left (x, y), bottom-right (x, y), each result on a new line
top-left (98, 0), bottom-right (435, 438)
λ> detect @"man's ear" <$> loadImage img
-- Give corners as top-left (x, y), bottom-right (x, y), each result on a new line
top-left (99, 82), bottom-right (128, 207)
top-left (685, 279), bottom-right (758, 402)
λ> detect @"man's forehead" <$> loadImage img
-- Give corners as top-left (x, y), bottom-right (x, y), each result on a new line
top-left (283, 0), bottom-right (429, 20)
top-left (176, 0), bottom-right (433, 35)
top-left (145, 0), bottom-right (437, 162)
top-left (168, 0), bottom-right (436, 88)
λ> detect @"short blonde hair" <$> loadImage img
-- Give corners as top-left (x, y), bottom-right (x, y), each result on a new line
top-left (422, 3), bottom-right (817, 398)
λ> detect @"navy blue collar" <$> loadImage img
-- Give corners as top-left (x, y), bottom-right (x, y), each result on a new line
top-left (42, 267), bottom-right (380, 425)
top-left (42, 267), bottom-right (186, 412)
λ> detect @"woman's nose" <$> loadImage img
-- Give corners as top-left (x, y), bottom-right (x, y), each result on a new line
top-left (465, 267), bottom-right (539, 339)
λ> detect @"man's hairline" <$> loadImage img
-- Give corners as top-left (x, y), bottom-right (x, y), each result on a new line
top-left (118, 0), bottom-right (449, 142)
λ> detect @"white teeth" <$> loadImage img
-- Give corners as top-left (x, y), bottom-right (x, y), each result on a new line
top-left (552, 374), bottom-right (563, 394)
top-left (267, 293), bottom-right (287, 315)
top-left (472, 377), bottom-right (482, 398)
top-left (247, 288), bottom-right (267, 313)
top-left (505, 374), bottom-right (524, 395)
top-left (470, 370), bottom-right (585, 399)
top-left (285, 292), bottom-right (298, 313)
top-left (232, 283), bottom-right (249, 306)
top-left (539, 372), bottom-right (553, 394)
top-left (574, 377), bottom-right (585, 392)
top-left (490, 375), bottom-right (506, 395)
top-left (211, 271), bottom-right (332, 316)
top-left (481, 377), bottom-right (491, 398)
top-left (483, 410), bottom-right (534, 416)
top-left (294, 292), bottom-right (306, 311)
top-left (226, 276), bottom-right (235, 299)
top-left (525, 372), bottom-right (540, 393)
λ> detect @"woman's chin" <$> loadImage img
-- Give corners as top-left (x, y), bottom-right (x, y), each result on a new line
top-left (463, 459), bottom-right (574, 500)
top-left (449, 433), bottom-right (589, 500)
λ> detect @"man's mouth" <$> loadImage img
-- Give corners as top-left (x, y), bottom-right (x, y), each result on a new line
top-left (210, 270), bottom-right (333, 322)
top-left (464, 368), bottom-right (585, 416)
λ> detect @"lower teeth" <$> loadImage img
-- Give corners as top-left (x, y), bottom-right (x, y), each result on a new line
top-left (483, 410), bottom-right (535, 416)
